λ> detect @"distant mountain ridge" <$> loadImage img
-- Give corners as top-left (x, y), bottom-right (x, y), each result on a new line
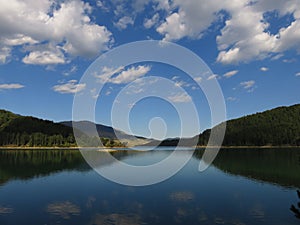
top-left (61, 121), bottom-right (150, 147)
top-left (0, 103), bottom-right (299, 147)
top-left (61, 121), bottom-right (146, 140)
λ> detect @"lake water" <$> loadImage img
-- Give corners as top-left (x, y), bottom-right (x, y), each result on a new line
top-left (1, 148), bottom-right (300, 225)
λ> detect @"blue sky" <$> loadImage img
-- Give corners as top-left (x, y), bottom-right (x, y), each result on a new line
top-left (0, 0), bottom-right (300, 139)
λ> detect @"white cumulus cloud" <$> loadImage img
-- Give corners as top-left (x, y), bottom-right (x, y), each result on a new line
top-left (157, 1), bottom-right (225, 41)
top-left (154, 0), bottom-right (300, 64)
top-left (0, 0), bottom-right (112, 65)
top-left (144, 13), bottom-right (160, 29)
top-left (0, 46), bottom-right (11, 64)
top-left (53, 80), bottom-right (86, 94)
top-left (95, 66), bottom-right (125, 83)
top-left (110, 65), bottom-right (151, 84)
top-left (23, 49), bottom-right (66, 65)
top-left (241, 80), bottom-right (255, 89)
top-left (114, 16), bottom-right (134, 30)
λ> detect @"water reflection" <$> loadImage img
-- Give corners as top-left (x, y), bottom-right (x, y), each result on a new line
top-left (169, 191), bottom-right (195, 202)
top-left (194, 148), bottom-right (300, 188)
top-left (0, 206), bottom-right (14, 214)
top-left (47, 201), bottom-right (81, 219)
top-left (0, 150), bottom-right (136, 185)
top-left (1, 149), bottom-right (300, 225)
top-left (249, 203), bottom-right (265, 220)
top-left (2, 148), bottom-right (300, 189)
top-left (290, 190), bottom-right (300, 219)
top-left (88, 213), bottom-right (142, 225)
top-left (0, 150), bottom-right (88, 185)
top-left (86, 196), bottom-right (96, 209)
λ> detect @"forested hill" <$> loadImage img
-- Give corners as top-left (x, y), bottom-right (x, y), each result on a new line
top-left (0, 110), bottom-right (76, 147)
top-left (0, 110), bottom-right (126, 147)
top-left (198, 104), bottom-right (300, 146)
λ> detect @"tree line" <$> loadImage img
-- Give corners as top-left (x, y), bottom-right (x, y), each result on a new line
top-left (198, 104), bottom-right (300, 146)
top-left (0, 110), bottom-right (125, 147)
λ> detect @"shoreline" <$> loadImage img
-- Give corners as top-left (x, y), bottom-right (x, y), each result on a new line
top-left (196, 145), bottom-right (300, 149)
top-left (0, 146), bottom-right (125, 151)
top-left (0, 145), bottom-right (299, 150)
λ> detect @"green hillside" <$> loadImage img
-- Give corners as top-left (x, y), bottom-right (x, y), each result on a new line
top-left (198, 104), bottom-right (300, 146)
top-left (0, 110), bottom-right (125, 147)
top-left (0, 110), bottom-right (76, 147)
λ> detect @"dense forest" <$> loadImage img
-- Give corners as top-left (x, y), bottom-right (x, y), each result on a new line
top-left (0, 110), bottom-right (125, 147)
top-left (198, 104), bottom-right (300, 146)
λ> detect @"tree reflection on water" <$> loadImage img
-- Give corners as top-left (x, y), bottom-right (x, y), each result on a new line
top-left (290, 190), bottom-right (300, 219)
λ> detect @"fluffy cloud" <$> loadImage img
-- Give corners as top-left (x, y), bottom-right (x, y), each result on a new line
top-left (110, 65), bottom-right (151, 84)
top-left (296, 72), bottom-right (300, 76)
top-left (216, 2), bottom-right (278, 64)
top-left (155, 0), bottom-right (300, 64)
top-left (0, 46), bottom-right (11, 64)
top-left (96, 0), bottom-right (109, 12)
top-left (223, 70), bottom-right (238, 78)
top-left (157, 1), bottom-right (225, 41)
top-left (3, 0), bottom-right (300, 66)
top-left (95, 65), bottom-right (151, 84)
top-left (0, 83), bottom-right (24, 90)
top-left (53, 80), bottom-right (86, 94)
top-left (0, 0), bottom-right (112, 64)
top-left (144, 13), bottom-right (160, 29)
top-left (241, 80), bottom-right (255, 89)
top-left (95, 66), bottom-right (125, 83)
top-left (114, 16), bottom-right (134, 30)
top-left (23, 49), bottom-right (66, 65)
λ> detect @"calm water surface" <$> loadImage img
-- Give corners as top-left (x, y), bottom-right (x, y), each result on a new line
top-left (0, 148), bottom-right (300, 225)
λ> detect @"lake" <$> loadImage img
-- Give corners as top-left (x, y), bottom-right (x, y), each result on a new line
top-left (1, 148), bottom-right (300, 225)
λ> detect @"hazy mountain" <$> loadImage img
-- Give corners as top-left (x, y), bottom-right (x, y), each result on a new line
top-left (61, 121), bottom-right (146, 140)
top-left (62, 121), bottom-right (152, 147)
